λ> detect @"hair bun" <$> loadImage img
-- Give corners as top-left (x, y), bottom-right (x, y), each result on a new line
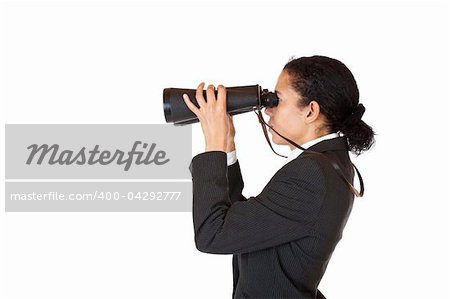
top-left (344, 103), bottom-right (365, 127)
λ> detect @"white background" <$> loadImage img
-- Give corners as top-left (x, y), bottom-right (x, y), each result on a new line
top-left (1, 1), bottom-right (449, 298)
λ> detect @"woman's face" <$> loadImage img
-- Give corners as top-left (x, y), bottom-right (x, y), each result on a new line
top-left (264, 70), bottom-right (309, 150)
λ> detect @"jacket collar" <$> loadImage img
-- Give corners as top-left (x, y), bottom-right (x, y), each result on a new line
top-left (302, 136), bottom-right (349, 153)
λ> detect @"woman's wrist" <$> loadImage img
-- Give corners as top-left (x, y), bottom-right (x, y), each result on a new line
top-left (205, 137), bottom-right (235, 152)
top-left (205, 143), bottom-right (227, 152)
top-left (226, 140), bottom-right (236, 153)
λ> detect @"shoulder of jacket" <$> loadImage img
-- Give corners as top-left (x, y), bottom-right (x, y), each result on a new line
top-left (274, 155), bottom-right (325, 180)
top-left (287, 153), bottom-right (328, 169)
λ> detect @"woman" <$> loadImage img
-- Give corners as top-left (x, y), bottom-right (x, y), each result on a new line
top-left (184, 55), bottom-right (375, 299)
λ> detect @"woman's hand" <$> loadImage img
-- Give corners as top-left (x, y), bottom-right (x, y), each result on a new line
top-left (183, 82), bottom-right (235, 152)
top-left (226, 115), bottom-right (236, 152)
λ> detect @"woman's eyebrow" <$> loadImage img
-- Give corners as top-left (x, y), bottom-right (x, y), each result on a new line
top-left (275, 90), bottom-right (283, 96)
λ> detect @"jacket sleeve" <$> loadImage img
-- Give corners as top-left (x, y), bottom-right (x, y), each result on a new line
top-left (190, 153), bottom-right (246, 204)
top-left (227, 159), bottom-right (246, 203)
top-left (189, 151), bottom-right (326, 254)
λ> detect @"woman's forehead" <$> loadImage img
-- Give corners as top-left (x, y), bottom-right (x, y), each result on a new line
top-left (275, 71), bottom-right (290, 92)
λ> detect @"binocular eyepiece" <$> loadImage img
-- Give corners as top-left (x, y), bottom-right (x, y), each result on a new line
top-left (163, 85), bottom-right (278, 126)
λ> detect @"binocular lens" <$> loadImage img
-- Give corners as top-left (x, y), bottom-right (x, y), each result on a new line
top-left (163, 84), bottom-right (278, 125)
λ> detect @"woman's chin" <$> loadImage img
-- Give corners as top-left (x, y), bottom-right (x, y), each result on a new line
top-left (271, 137), bottom-right (282, 145)
top-left (268, 131), bottom-right (282, 145)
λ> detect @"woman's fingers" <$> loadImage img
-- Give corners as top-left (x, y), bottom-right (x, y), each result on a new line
top-left (206, 84), bottom-right (216, 108)
top-left (183, 82), bottom-right (227, 117)
top-left (182, 93), bottom-right (201, 119)
top-left (217, 85), bottom-right (226, 111)
top-left (195, 82), bottom-right (206, 108)
top-left (183, 81), bottom-right (230, 151)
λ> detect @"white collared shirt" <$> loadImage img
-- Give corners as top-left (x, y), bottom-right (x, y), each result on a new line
top-left (226, 132), bottom-right (340, 166)
top-left (285, 132), bottom-right (340, 164)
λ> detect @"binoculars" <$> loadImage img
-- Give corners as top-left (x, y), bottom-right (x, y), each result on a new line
top-left (163, 85), bottom-right (279, 125)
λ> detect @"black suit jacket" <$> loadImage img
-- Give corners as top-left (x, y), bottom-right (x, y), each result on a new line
top-left (189, 137), bottom-right (355, 299)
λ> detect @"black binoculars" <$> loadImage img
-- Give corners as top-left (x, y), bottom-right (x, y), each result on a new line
top-left (163, 85), bottom-right (278, 126)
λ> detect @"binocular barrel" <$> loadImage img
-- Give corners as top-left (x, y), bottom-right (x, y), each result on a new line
top-left (163, 84), bottom-right (278, 126)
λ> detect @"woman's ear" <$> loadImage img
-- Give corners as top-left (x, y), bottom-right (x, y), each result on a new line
top-left (305, 100), bottom-right (321, 123)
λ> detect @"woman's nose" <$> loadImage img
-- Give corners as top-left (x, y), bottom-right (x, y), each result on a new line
top-left (264, 107), bottom-right (272, 116)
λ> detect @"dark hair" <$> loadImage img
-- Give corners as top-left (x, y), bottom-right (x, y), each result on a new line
top-left (283, 55), bottom-right (375, 155)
